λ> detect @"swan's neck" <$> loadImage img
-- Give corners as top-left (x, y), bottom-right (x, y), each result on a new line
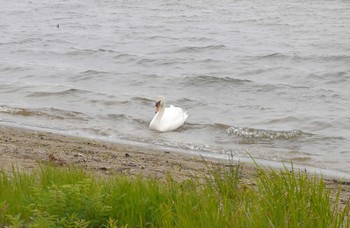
top-left (155, 105), bottom-right (165, 120)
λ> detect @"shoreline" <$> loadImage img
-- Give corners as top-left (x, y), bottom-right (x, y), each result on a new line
top-left (1, 123), bottom-right (350, 181)
top-left (0, 124), bottom-right (233, 180)
top-left (1, 124), bottom-right (350, 205)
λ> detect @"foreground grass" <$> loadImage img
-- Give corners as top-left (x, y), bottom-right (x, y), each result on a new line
top-left (0, 163), bottom-right (349, 227)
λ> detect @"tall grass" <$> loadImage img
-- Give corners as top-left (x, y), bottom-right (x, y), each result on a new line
top-left (0, 163), bottom-right (349, 227)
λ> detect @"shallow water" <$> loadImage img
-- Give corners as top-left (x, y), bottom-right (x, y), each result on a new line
top-left (1, 0), bottom-right (350, 173)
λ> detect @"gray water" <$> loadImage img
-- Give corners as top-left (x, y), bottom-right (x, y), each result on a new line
top-left (1, 0), bottom-right (350, 173)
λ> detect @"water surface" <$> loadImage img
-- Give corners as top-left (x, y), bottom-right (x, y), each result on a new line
top-left (1, 0), bottom-right (350, 173)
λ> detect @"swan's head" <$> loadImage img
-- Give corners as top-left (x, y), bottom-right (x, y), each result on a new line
top-left (155, 96), bottom-right (165, 113)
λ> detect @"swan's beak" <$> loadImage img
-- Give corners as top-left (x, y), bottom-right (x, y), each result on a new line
top-left (155, 101), bottom-right (160, 113)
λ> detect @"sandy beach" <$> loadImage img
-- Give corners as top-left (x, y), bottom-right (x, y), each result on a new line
top-left (0, 125), bottom-right (349, 206)
top-left (0, 125), bottom-right (230, 180)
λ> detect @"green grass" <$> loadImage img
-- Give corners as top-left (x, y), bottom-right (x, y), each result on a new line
top-left (0, 162), bottom-right (349, 227)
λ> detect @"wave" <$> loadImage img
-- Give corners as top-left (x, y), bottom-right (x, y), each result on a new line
top-left (266, 116), bottom-right (301, 125)
top-left (106, 113), bottom-right (130, 120)
top-left (134, 57), bottom-right (191, 67)
top-left (179, 75), bottom-right (306, 95)
top-left (320, 71), bottom-right (349, 85)
top-left (181, 75), bottom-right (252, 87)
top-left (112, 53), bottom-right (139, 62)
top-left (0, 105), bottom-right (85, 121)
top-left (72, 70), bottom-right (110, 81)
top-left (172, 45), bottom-right (227, 54)
top-left (294, 54), bottom-right (350, 63)
top-left (80, 69), bottom-right (109, 75)
top-left (26, 88), bottom-right (92, 98)
top-left (255, 52), bottom-right (289, 60)
top-left (143, 35), bottom-right (178, 40)
top-left (131, 96), bottom-right (154, 103)
top-left (119, 133), bottom-right (235, 155)
top-left (97, 48), bottom-right (116, 53)
top-left (0, 66), bottom-right (31, 73)
top-left (225, 126), bottom-right (305, 140)
top-left (88, 99), bottom-right (126, 106)
top-left (105, 113), bottom-right (149, 128)
top-left (310, 54), bottom-right (350, 62)
top-left (134, 58), bottom-right (157, 65)
top-left (131, 55), bottom-right (221, 67)
top-left (246, 53), bottom-right (350, 67)
top-left (0, 105), bottom-right (44, 117)
top-left (67, 47), bottom-right (118, 56)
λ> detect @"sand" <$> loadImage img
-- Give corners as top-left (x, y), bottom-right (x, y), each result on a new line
top-left (0, 125), bottom-right (227, 180)
top-left (0, 125), bottom-right (349, 206)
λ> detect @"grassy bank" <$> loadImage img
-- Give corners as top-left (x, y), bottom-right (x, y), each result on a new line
top-left (0, 162), bottom-right (349, 227)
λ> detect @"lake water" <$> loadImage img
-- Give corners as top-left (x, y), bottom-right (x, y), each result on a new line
top-left (1, 0), bottom-right (350, 174)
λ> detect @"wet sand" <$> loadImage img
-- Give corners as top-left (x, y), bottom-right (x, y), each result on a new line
top-left (0, 125), bottom-right (349, 206)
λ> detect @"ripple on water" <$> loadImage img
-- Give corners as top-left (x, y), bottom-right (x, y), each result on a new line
top-left (226, 126), bottom-right (304, 140)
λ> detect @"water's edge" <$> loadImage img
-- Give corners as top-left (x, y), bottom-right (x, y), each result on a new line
top-left (3, 122), bottom-right (350, 181)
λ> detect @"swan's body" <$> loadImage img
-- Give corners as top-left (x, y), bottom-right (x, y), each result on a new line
top-left (149, 96), bottom-right (188, 132)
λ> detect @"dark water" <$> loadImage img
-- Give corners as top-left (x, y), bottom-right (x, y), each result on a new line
top-left (1, 0), bottom-right (350, 173)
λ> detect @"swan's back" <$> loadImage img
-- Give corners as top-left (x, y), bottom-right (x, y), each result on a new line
top-left (164, 105), bottom-right (188, 128)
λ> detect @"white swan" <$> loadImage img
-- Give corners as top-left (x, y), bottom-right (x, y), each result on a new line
top-left (149, 96), bottom-right (188, 132)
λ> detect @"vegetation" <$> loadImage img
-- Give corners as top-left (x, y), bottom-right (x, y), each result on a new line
top-left (0, 162), bottom-right (349, 227)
